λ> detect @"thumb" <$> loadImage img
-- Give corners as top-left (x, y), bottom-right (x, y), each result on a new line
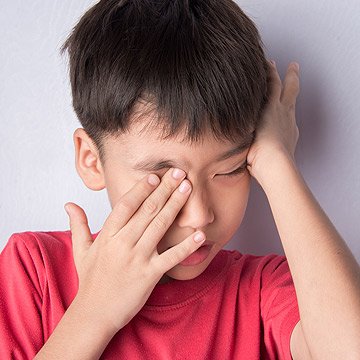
top-left (64, 202), bottom-right (93, 265)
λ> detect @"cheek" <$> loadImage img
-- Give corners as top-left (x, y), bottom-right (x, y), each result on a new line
top-left (213, 177), bottom-right (251, 223)
top-left (215, 175), bottom-right (251, 202)
top-left (211, 191), bottom-right (250, 246)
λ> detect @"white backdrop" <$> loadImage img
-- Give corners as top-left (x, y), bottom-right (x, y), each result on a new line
top-left (1, 0), bottom-right (359, 261)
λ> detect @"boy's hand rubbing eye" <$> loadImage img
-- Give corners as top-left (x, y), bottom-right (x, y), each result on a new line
top-left (63, 168), bottom-right (205, 333)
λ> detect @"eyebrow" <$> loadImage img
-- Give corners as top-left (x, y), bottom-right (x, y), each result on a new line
top-left (132, 132), bottom-right (255, 172)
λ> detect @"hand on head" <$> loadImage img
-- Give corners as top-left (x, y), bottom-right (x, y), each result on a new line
top-left (246, 60), bottom-right (301, 179)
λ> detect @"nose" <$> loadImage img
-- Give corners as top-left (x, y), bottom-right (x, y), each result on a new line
top-left (175, 186), bottom-right (214, 229)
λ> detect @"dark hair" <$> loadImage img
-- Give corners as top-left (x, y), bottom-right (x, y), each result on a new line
top-left (60, 0), bottom-right (270, 164)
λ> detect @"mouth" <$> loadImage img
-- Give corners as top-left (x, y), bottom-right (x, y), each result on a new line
top-left (178, 244), bottom-right (213, 266)
top-left (165, 241), bottom-right (214, 267)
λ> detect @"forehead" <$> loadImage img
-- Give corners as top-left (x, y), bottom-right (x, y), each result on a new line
top-left (103, 119), bottom-right (253, 171)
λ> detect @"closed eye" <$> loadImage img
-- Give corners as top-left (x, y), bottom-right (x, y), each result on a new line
top-left (147, 161), bottom-right (248, 178)
top-left (218, 162), bottom-right (248, 177)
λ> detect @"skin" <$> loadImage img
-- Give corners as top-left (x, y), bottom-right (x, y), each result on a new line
top-left (92, 125), bottom-right (252, 284)
top-left (37, 60), bottom-right (360, 359)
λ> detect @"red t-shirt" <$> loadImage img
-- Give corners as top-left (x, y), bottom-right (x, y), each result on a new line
top-left (0, 231), bottom-right (300, 359)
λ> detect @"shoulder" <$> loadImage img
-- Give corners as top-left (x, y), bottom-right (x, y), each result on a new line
top-left (221, 250), bottom-right (299, 359)
top-left (218, 250), bottom-right (294, 302)
top-left (3, 230), bottom-right (73, 257)
top-left (1, 231), bottom-right (75, 275)
top-left (222, 250), bottom-right (295, 303)
top-left (0, 229), bottom-right (100, 272)
top-left (223, 249), bottom-right (290, 279)
top-left (0, 230), bottom-right (87, 298)
top-left (4, 229), bottom-right (100, 252)
top-left (0, 231), bottom-right (85, 355)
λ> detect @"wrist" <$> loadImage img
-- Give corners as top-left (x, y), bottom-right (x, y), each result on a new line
top-left (250, 151), bottom-right (298, 189)
top-left (71, 293), bottom-right (122, 336)
top-left (35, 296), bottom-right (117, 359)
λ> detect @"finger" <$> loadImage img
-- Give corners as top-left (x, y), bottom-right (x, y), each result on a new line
top-left (266, 59), bottom-right (282, 101)
top-left (137, 179), bottom-right (192, 254)
top-left (280, 62), bottom-right (300, 108)
top-left (101, 173), bottom-right (161, 238)
top-left (64, 202), bottom-right (93, 267)
top-left (120, 168), bottom-right (187, 246)
top-left (155, 231), bottom-right (206, 273)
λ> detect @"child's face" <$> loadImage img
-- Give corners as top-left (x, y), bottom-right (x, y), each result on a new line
top-left (76, 114), bottom-right (252, 283)
top-left (97, 117), bottom-right (252, 283)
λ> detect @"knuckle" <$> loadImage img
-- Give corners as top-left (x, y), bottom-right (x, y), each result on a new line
top-left (167, 253), bottom-right (181, 268)
top-left (152, 181), bottom-right (175, 203)
top-left (178, 243), bottom-right (191, 258)
top-left (115, 198), bottom-right (134, 214)
top-left (175, 243), bottom-right (192, 262)
top-left (289, 79), bottom-right (299, 92)
top-left (288, 103), bottom-right (296, 112)
top-left (161, 179), bottom-right (175, 194)
top-left (142, 199), bottom-right (159, 216)
top-left (162, 251), bottom-right (181, 269)
top-left (170, 194), bottom-right (185, 209)
top-left (153, 214), bottom-right (169, 231)
top-left (160, 242), bottom-right (196, 271)
top-left (281, 96), bottom-right (294, 110)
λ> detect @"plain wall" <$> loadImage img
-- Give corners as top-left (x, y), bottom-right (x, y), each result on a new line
top-left (1, 0), bottom-right (359, 261)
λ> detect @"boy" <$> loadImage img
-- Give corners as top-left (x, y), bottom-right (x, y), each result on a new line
top-left (1, 0), bottom-right (359, 359)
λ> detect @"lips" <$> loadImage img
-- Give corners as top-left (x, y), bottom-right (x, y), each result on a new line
top-left (178, 244), bottom-right (213, 266)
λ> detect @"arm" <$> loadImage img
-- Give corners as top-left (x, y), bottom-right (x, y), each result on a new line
top-left (258, 152), bottom-right (360, 360)
top-left (247, 60), bottom-right (360, 360)
top-left (34, 297), bottom-right (117, 359)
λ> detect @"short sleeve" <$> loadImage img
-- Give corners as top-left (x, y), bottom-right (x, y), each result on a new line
top-left (260, 254), bottom-right (300, 360)
top-left (0, 233), bottom-right (45, 359)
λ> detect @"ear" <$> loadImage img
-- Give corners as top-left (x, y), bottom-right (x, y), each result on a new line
top-left (73, 128), bottom-right (106, 191)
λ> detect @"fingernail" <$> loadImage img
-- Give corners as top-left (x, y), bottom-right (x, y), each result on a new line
top-left (270, 60), bottom-right (276, 66)
top-left (172, 168), bottom-right (186, 180)
top-left (179, 180), bottom-right (191, 193)
top-left (194, 232), bottom-right (205, 243)
top-left (148, 174), bottom-right (160, 186)
top-left (293, 62), bottom-right (299, 71)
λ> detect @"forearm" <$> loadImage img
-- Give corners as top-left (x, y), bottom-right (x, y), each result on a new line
top-left (34, 296), bottom-right (117, 360)
top-left (256, 154), bottom-right (360, 359)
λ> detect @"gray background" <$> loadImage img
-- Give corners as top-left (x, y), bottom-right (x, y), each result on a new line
top-left (1, 0), bottom-right (359, 261)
